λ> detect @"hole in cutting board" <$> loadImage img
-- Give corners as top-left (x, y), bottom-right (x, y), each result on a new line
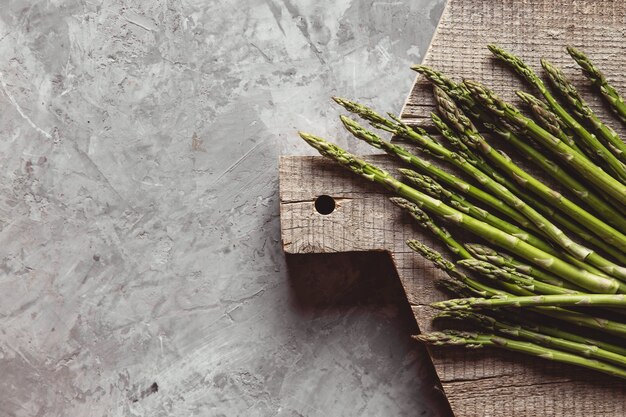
top-left (314, 194), bottom-right (335, 215)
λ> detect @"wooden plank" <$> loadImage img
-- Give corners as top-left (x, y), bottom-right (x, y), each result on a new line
top-left (281, 1), bottom-right (626, 415)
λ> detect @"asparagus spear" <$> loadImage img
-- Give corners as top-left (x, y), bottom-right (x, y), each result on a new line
top-left (538, 306), bottom-right (626, 338)
top-left (465, 80), bottom-right (626, 207)
top-left (515, 311), bottom-right (626, 357)
top-left (435, 86), bottom-right (626, 277)
top-left (390, 197), bottom-right (472, 259)
top-left (436, 311), bottom-right (626, 368)
top-left (541, 59), bottom-right (626, 163)
top-left (457, 259), bottom-right (579, 295)
top-left (335, 96), bottom-right (506, 194)
top-left (567, 46), bottom-right (626, 126)
top-left (431, 112), bottom-right (498, 178)
top-left (437, 277), bottom-right (481, 297)
top-left (405, 240), bottom-right (494, 298)
top-left (411, 65), bottom-right (465, 102)
top-left (458, 261), bottom-right (626, 321)
top-left (464, 243), bottom-right (578, 289)
top-left (515, 90), bottom-right (586, 156)
top-left (298, 132), bottom-right (620, 293)
top-left (468, 264), bottom-right (626, 338)
top-left (416, 331), bottom-right (626, 379)
top-left (432, 294), bottom-right (626, 310)
top-left (487, 44), bottom-right (626, 181)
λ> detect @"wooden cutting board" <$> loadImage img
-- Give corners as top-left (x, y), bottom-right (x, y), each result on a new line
top-left (280, 1), bottom-right (626, 415)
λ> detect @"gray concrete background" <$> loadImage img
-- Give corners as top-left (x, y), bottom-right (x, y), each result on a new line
top-left (0, 1), bottom-right (447, 416)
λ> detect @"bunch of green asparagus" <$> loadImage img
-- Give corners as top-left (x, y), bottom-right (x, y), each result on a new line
top-left (297, 45), bottom-right (626, 379)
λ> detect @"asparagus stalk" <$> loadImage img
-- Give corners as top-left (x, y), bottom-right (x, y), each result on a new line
top-left (390, 197), bottom-right (472, 259)
top-left (435, 86), bottom-right (626, 278)
top-left (458, 259), bottom-right (579, 295)
top-left (411, 65), bottom-right (466, 103)
top-left (436, 311), bottom-right (626, 368)
top-left (405, 240), bottom-right (494, 298)
top-left (538, 306), bottom-right (626, 338)
top-left (471, 265), bottom-right (626, 338)
top-left (515, 90), bottom-right (586, 157)
top-left (298, 132), bottom-right (620, 293)
top-left (415, 331), bottom-right (626, 379)
top-left (567, 46), bottom-right (626, 126)
top-left (430, 112), bottom-right (501, 180)
top-left (437, 277), bottom-right (481, 297)
top-left (465, 80), bottom-right (626, 207)
top-left (455, 263), bottom-right (626, 319)
top-left (335, 96), bottom-right (513, 200)
top-left (487, 44), bottom-right (626, 181)
top-left (464, 243), bottom-right (578, 289)
top-left (517, 311), bottom-right (626, 357)
top-left (541, 59), bottom-right (626, 163)
top-left (458, 261), bottom-right (626, 321)
top-left (432, 294), bottom-right (626, 310)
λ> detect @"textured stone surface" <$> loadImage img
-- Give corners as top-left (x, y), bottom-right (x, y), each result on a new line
top-left (0, 1), bottom-right (446, 416)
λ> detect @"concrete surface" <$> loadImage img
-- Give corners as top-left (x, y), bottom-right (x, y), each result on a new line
top-left (0, 1), bottom-right (447, 416)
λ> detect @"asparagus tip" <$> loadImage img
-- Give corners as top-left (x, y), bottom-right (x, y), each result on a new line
top-left (338, 114), bottom-right (351, 124)
top-left (430, 111), bottom-right (442, 122)
top-left (339, 115), bottom-right (363, 135)
top-left (539, 58), bottom-right (554, 71)
top-left (462, 80), bottom-right (487, 97)
top-left (298, 131), bottom-right (329, 153)
top-left (566, 45), bottom-right (582, 58)
top-left (389, 196), bottom-right (408, 206)
top-left (332, 96), bottom-right (365, 116)
top-left (298, 131), bottom-right (316, 142)
top-left (486, 44), bottom-right (502, 55)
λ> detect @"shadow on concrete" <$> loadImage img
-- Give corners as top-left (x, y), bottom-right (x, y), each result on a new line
top-left (286, 251), bottom-right (453, 417)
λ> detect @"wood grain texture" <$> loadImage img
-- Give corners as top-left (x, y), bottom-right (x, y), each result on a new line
top-left (403, 0), bottom-right (626, 134)
top-left (281, 1), bottom-right (626, 415)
